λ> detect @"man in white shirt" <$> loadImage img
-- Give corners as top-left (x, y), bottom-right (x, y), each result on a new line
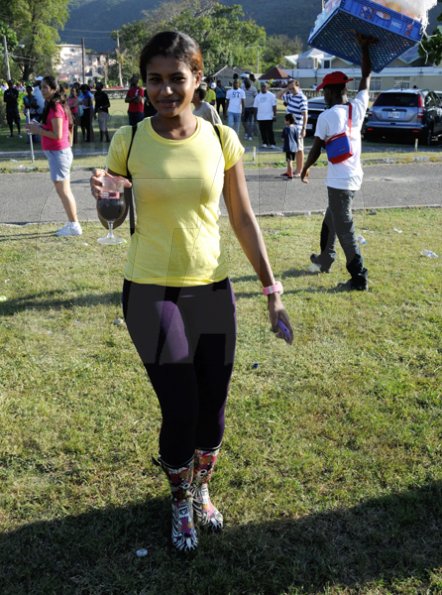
top-left (226, 79), bottom-right (245, 134)
top-left (253, 82), bottom-right (277, 148)
top-left (278, 80), bottom-right (308, 175)
top-left (301, 35), bottom-right (373, 291)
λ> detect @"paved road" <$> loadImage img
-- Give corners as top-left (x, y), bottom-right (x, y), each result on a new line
top-left (0, 162), bottom-right (440, 225)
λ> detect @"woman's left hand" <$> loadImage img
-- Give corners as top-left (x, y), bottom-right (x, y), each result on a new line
top-left (268, 294), bottom-right (293, 345)
top-left (25, 122), bottom-right (41, 135)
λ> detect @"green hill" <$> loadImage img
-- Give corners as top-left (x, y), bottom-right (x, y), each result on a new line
top-left (62, 0), bottom-right (440, 54)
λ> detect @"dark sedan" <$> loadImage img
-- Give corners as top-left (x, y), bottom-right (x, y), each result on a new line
top-left (305, 96), bottom-right (327, 136)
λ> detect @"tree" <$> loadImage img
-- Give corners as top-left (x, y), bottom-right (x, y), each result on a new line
top-left (419, 10), bottom-right (442, 65)
top-left (117, 0), bottom-right (266, 78)
top-left (0, 21), bottom-right (19, 79)
top-left (0, 0), bottom-right (69, 80)
top-left (172, 2), bottom-right (266, 74)
top-left (260, 34), bottom-right (303, 72)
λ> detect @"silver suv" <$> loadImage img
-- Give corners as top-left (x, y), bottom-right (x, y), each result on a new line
top-left (364, 89), bottom-right (442, 145)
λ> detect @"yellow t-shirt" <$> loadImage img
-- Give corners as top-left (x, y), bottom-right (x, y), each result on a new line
top-left (106, 117), bottom-right (244, 286)
top-left (205, 88), bottom-right (216, 104)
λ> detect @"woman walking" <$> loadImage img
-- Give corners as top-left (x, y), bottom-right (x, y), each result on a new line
top-left (90, 31), bottom-right (292, 552)
top-left (26, 76), bottom-right (82, 236)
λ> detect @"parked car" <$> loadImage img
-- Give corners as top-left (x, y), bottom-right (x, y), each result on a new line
top-left (363, 89), bottom-right (442, 145)
top-left (306, 96), bottom-right (327, 136)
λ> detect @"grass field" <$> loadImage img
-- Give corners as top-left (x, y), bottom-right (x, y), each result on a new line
top-left (0, 208), bottom-right (441, 594)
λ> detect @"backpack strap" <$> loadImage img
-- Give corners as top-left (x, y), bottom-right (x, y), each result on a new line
top-left (348, 103), bottom-right (353, 135)
top-left (212, 122), bottom-right (223, 148)
top-left (125, 124), bottom-right (137, 236)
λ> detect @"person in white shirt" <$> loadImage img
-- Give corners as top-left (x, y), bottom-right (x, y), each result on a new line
top-left (226, 79), bottom-right (245, 134)
top-left (192, 86), bottom-right (222, 125)
top-left (253, 82), bottom-right (277, 148)
top-left (301, 35), bottom-right (374, 291)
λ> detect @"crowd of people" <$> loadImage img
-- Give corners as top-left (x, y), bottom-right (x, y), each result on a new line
top-left (2, 72), bottom-right (307, 152)
top-left (2, 78), bottom-right (114, 144)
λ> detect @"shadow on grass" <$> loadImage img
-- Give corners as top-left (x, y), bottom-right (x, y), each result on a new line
top-left (0, 290), bottom-right (122, 316)
top-left (0, 481), bottom-right (440, 593)
top-left (0, 230), bottom-right (56, 241)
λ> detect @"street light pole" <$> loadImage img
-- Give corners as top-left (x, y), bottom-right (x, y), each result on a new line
top-left (3, 35), bottom-right (11, 80)
top-left (81, 37), bottom-right (86, 83)
top-left (116, 31), bottom-right (123, 87)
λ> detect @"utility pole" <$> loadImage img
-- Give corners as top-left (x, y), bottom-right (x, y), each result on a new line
top-left (81, 37), bottom-right (85, 83)
top-left (116, 31), bottom-right (123, 87)
top-left (3, 35), bottom-right (11, 80)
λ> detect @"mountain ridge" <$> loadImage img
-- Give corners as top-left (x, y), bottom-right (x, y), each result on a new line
top-left (62, 0), bottom-right (440, 55)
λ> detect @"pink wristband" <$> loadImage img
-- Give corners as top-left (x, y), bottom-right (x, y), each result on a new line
top-left (262, 281), bottom-right (283, 296)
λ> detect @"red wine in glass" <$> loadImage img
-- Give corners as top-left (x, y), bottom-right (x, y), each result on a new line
top-left (97, 176), bottom-right (126, 245)
top-left (97, 196), bottom-right (125, 222)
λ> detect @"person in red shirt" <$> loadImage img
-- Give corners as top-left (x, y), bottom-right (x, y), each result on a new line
top-left (125, 75), bottom-right (145, 125)
top-left (26, 76), bottom-right (82, 236)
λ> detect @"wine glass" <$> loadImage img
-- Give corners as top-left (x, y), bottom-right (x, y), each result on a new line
top-left (97, 176), bottom-right (126, 245)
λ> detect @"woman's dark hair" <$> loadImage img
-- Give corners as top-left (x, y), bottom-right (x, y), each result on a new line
top-left (41, 75), bottom-right (72, 127)
top-left (195, 86), bottom-right (206, 101)
top-left (139, 31), bottom-right (203, 83)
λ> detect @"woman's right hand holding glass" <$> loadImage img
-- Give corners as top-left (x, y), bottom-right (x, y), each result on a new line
top-left (90, 169), bottom-right (132, 200)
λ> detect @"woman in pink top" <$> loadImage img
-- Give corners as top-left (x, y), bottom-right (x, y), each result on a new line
top-left (26, 76), bottom-right (82, 236)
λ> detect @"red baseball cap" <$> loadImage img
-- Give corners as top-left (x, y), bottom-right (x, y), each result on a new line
top-left (316, 71), bottom-right (354, 91)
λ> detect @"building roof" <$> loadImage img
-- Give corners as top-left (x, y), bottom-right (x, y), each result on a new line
top-left (212, 65), bottom-right (243, 77)
top-left (285, 54), bottom-right (299, 66)
top-left (259, 66), bottom-right (290, 80)
top-left (300, 48), bottom-right (335, 60)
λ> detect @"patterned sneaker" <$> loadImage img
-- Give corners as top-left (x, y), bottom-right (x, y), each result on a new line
top-left (157, 457), bottom-right (199, 552)
top-left (55, 222), bottom-right (83, 237)
top-left (192, 448), bottom-right (223, 532)
top-left (171, 498), bottom-right (198, 552)
top-left (192, 483), bottom-right (223, 532)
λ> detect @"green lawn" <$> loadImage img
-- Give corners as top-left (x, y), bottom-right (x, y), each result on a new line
top-left (0, 209), bottom-right (441, 594)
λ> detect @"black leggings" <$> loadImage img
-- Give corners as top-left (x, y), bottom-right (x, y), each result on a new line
top-left (122, 279), bottom-right (236, 467)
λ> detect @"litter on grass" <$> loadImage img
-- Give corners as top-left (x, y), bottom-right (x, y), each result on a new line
top-left (420, 249), bottom-right (438, 258)
top-left (135, 548), bottom-right (148, 558)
